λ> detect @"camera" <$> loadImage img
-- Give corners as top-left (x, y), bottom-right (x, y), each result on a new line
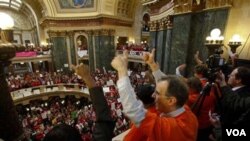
top-left (206, 48), bottom-right (226, 82)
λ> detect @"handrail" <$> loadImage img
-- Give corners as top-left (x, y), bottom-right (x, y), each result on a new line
top-left (11, 84), bottom-right (89, 104)
top-left (116, 50), bottom-right (145, 63)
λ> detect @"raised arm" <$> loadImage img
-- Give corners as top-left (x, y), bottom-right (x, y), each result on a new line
top-left (143, 48), bottom-right (166, 82)
top-left (111, 51), bottom-right (146, 127)
top-left (217, 71), bottom-right (250, 111)
top-left (73, 63), bottom-right (115, 140)
top-left (194, 51), bottom-right (203, 65)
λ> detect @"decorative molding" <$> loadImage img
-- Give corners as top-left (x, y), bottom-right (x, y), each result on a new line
top-left (173, 0), bottom-right (193, 14)
top-left (47, 29), bottom-right (116, 37)
top-left (40, 17), bottom-right (133, 28)
top-left (149, 15), bottom-right (173, 31)
top-left (149, 20), bottom-right (158, 31)
top-left (172, 0), bottom-right (232, 14)
top-left (205, 0), bottom-right (232, 9)
top-left (117, 0), bottom-right (136, 18)
top-left (92, 29), bottom-right (116, 36)
top-left (148, 0), bottom-right (173, 15)
top-left (92, 30), bottom-right (100, 36)
top-left (109, 29), bottom-right (115, 36)
top-left (100, 29), bottom-right (109, 36)
top-left (85, 30), bottom-right (93, 36)
top-left (68, 31), bottom-right (74, 38)
top-left (47, 30), bottom-right (68, 37)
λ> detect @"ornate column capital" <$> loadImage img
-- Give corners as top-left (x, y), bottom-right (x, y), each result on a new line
top-left (67, 31), bottom-right (75, 38)
top-left (100, 29), bottom-right (110, 36)
top-left (109, 29), bottom-right (115, 36)
top-left (149, 21), bottom-right (159, 31)
top-left (86, 30), bottom-right (93, 36)
top-left (93, 30), bottom-right (100, 36)
top-left (47, 30), bottom-right (68, 37)
top-left (205, 0), bottom-right (232, 9)
top-left (92, 29), bottom-right (116, 36)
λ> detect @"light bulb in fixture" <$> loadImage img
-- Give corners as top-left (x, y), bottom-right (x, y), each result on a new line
top-left (232, 34), bottom-right (241, 42)
top-left (210, 28), bottom-right (221, 38)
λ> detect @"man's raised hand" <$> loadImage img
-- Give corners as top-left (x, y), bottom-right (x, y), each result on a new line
top-left (111, 50), bottom-right (129, 78)
top-left (143, 48), bottom-right (159, 71)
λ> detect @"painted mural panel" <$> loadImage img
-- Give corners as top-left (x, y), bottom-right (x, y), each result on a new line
top-left (59, 0), bottom-right (94, 9)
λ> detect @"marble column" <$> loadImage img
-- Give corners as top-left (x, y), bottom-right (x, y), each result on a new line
top-left (185, 8), bottom-right (229, 76)
top-left (156, 30), bottom-right (166, 70)
top-left (149, 21), bottom-right (158, 50)
top-left (93, 29), bottom-right (115, 71)
top-left (69, 31), bottom-right (76, 65)
top-left (168, 14), bottom-right (192, 74)
top-left (86, 30), bottom-right (95, 71)
top-left (48, 31), bottom-right (69, 72)
top-left (163, 29), bottom-right (173, 73)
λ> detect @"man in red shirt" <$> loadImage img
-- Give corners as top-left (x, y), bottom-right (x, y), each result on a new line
top-left (124, 84), bottom-right (158, 141)
top-left (111, 50), bottom-right (198, 141)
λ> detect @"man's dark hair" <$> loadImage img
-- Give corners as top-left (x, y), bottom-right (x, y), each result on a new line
top-left (194, 64), bottom-right (208, 78)
top-left (136, 84), bottom-right (155, 106)
top-left (187, 77), bottom-right (202, 93)
top-left (43, 124), bottom-right (82, 141)
top-left (159, 75), bottom-right (189, 108)
top-left (236, 66), bottom-right (250, 86)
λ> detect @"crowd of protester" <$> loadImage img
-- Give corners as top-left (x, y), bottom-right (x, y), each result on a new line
top-left (116, 43), bottom-right (149, 51)
top-left (17, 86), bottom-right (130, 141)
top-left (23, 46), bottom-right (51, 54)
top-left (6, 71), bottom-right (85, 92)
top-left (11, 65), bottom-right (150, 141)
top-left (7, 47), bottom-right (250, 141)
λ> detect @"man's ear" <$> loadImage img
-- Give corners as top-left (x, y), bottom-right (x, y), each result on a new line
top-left (168, 97), bottom-right (177, 106)
top-left (235, 78), bottom-right (242, 85)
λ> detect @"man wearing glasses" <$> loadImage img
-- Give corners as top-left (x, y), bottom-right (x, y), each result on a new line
top-left (111, 50), bottom-right (198, 141)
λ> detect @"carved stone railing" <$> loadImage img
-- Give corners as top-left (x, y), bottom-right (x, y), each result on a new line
top-left (116, 50), bottom-right (145, 63)
top-left (11, 84), bottom-right (90, 105)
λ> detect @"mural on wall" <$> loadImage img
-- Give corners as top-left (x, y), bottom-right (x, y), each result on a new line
top-left (59, 0), bottom-right (94, 9)
top-left (76, 35), bottom-right (88, 50)
top-left (76, 35), bottom-right (88, 59)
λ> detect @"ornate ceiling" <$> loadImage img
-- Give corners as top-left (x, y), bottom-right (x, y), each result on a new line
top-left (0, 0), bottom-right (139, 20)
top-left (0, 0), bottom-right (141, 28)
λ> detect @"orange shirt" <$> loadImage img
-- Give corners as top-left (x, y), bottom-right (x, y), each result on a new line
top-left (131, 106), bottom-right (198, 141)
top-left (124, 106), bottom-right (159, 141)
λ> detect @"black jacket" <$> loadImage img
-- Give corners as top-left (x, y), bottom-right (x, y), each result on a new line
top-left (234, 86), bottom-right (250, 98)
top-left (220, 86), bottom-right (250, 140)
top-left (89, 87), bottom-right (115, 141)
top-left (221, 86), bottom-right (250, 126)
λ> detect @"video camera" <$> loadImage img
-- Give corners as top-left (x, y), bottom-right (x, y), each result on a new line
top-left (206, 48), bottom-right (226, 82)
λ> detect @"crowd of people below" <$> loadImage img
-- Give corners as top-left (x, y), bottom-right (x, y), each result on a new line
top-left (116, 43), bottom-right (149, 51)
top-left (5, 48), bottom-right (250, 141)
top-left (11, 66), bottom-right (151, 141)
top-left (17, 86), bottom-right (129, 141)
